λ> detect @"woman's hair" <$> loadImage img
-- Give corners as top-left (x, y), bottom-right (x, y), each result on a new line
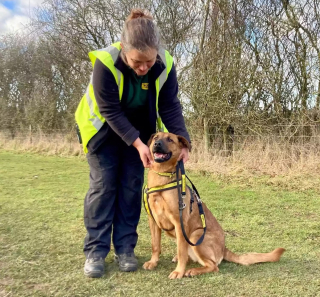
top-left (121, 9), bottom-right (161, 53)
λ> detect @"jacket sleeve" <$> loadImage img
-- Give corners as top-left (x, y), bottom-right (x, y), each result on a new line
top-left (158, 63), bottom-right (191, 143)
top-left (92, 59), bottom-right (139, 146)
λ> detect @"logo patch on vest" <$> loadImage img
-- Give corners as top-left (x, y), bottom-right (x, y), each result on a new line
top-left (141, 83), bottom-right (149, 90)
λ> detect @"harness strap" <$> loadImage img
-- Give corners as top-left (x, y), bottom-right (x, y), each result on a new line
top-left (147, 180), bottom-right (183, 194)
top-left (143, 184), bottom-right (175, 232)
top-left (176, 160), bottom-right (207, 246)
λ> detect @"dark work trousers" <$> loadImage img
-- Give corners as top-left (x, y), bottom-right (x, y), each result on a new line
top-left (83, 137), bottom-right (144, 259)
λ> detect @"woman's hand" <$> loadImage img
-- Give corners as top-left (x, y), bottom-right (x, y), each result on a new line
top-left (133, 138), bottom-right (153, 168)
top-left (179, 147), bottom-right (189, 163)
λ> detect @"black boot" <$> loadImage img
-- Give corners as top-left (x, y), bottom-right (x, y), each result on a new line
top-left (115, 253), bottom-right (138, 272)
top-left (84, 257), bottom-right (105, 278)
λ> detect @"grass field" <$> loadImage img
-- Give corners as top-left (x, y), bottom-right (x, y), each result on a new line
top-left (0, 150), bottom-right (319, 297)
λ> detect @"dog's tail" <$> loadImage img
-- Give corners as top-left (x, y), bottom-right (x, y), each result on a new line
top-left (223, 247), bottom-right (285, 266)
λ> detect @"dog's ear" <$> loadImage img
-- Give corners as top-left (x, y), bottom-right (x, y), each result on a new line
top-left (178, 135), bottom-right (192, 152)
top-left (147, 133), bottom-right (156, 147)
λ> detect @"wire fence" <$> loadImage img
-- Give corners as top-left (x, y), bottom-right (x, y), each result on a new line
top-left (2, 126), bottom-right (320, 154)
top-left (2, 127), bottom-right (320, 141)
top-left (2, 127), bottom-right (320, 178)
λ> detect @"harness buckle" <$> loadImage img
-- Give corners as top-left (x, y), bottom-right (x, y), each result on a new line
top-left (179, 201), bottom-right (186, 210)
top-left (195, 193), bottom-right (202, 203)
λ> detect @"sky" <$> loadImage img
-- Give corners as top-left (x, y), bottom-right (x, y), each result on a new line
top-left (0, 0), bottom-right (44, 35)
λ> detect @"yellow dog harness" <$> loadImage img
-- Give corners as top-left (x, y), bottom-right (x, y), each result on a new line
top-left (143, 160), bottom-right (207, 246)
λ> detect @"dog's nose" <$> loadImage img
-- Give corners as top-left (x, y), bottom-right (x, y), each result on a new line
top-left (154, 140), bottom-right (162, 147)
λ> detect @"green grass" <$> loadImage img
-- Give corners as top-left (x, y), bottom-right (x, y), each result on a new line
top-left (0, 150), bottom-right (319, 297)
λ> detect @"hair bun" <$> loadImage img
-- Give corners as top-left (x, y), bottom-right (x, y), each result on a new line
top-left (121, 8), bottom-right (160, 52)
top-left (127, 9), bottom-right (153, 21)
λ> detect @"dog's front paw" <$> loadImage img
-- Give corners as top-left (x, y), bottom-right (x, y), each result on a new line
top-left (143, 261), bottom-right (158, 270)
top-left (184, 268), bottom-right (197, 277)
top-left (168, 270), bottom-right (184, 279)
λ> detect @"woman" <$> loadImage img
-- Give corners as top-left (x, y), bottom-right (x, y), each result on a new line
top-left (75, 8), bottom-right (190, 278)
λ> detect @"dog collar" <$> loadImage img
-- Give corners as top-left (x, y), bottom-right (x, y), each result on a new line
top-left (151, 170), bottom-right (176, 179)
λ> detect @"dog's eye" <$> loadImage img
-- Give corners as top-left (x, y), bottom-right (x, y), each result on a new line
top-left (154, 136), bottom-right (158, 140)
top-left (167, 137), bottom-right (173, 142)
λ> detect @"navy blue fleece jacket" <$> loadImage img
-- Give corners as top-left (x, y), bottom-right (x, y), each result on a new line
top-left (87, 51), bottom-right (190, 153)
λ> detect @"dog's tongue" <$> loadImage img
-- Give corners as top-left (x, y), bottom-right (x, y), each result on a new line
top-left (154, 153), bottom-right (167, 159)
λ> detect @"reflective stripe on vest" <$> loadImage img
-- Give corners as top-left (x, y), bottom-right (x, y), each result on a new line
top-left (85, 76), bottom-right (104, 131)
top-left (75, 42), bottom-right (173, 153)
top-left (156, 48), bottom-right (172, 133)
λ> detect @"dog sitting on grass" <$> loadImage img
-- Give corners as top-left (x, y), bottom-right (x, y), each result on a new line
top-left (142, 132), bottom-right (285, 279)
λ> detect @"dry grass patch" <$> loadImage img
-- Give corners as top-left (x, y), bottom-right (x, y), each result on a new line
top-left (187, 136), bottom-right (320, 192)
top-left (2, 131), bottom-right (320, 191)
top-left (0, 131), bottom-right (83, 156)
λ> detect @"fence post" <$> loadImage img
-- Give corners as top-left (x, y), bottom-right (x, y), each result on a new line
top-left (204, 117), bottom-right (210, 153)
top-left (29, 125), bottom-right (32, 144)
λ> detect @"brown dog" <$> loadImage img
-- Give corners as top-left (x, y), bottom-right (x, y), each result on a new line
top-left (142, 132), bottom-right (285, 279)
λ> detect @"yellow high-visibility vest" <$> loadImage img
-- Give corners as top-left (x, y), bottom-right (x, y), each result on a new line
top-left (75, 42), bottom-right (173, 153)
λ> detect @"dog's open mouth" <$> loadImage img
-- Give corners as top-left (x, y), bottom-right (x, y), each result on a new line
top-left (153, 152), bottom-right (172, 163)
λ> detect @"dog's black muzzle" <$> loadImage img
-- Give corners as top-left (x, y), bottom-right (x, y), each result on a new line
top-left (152, 140), bottom-right (172, 163)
